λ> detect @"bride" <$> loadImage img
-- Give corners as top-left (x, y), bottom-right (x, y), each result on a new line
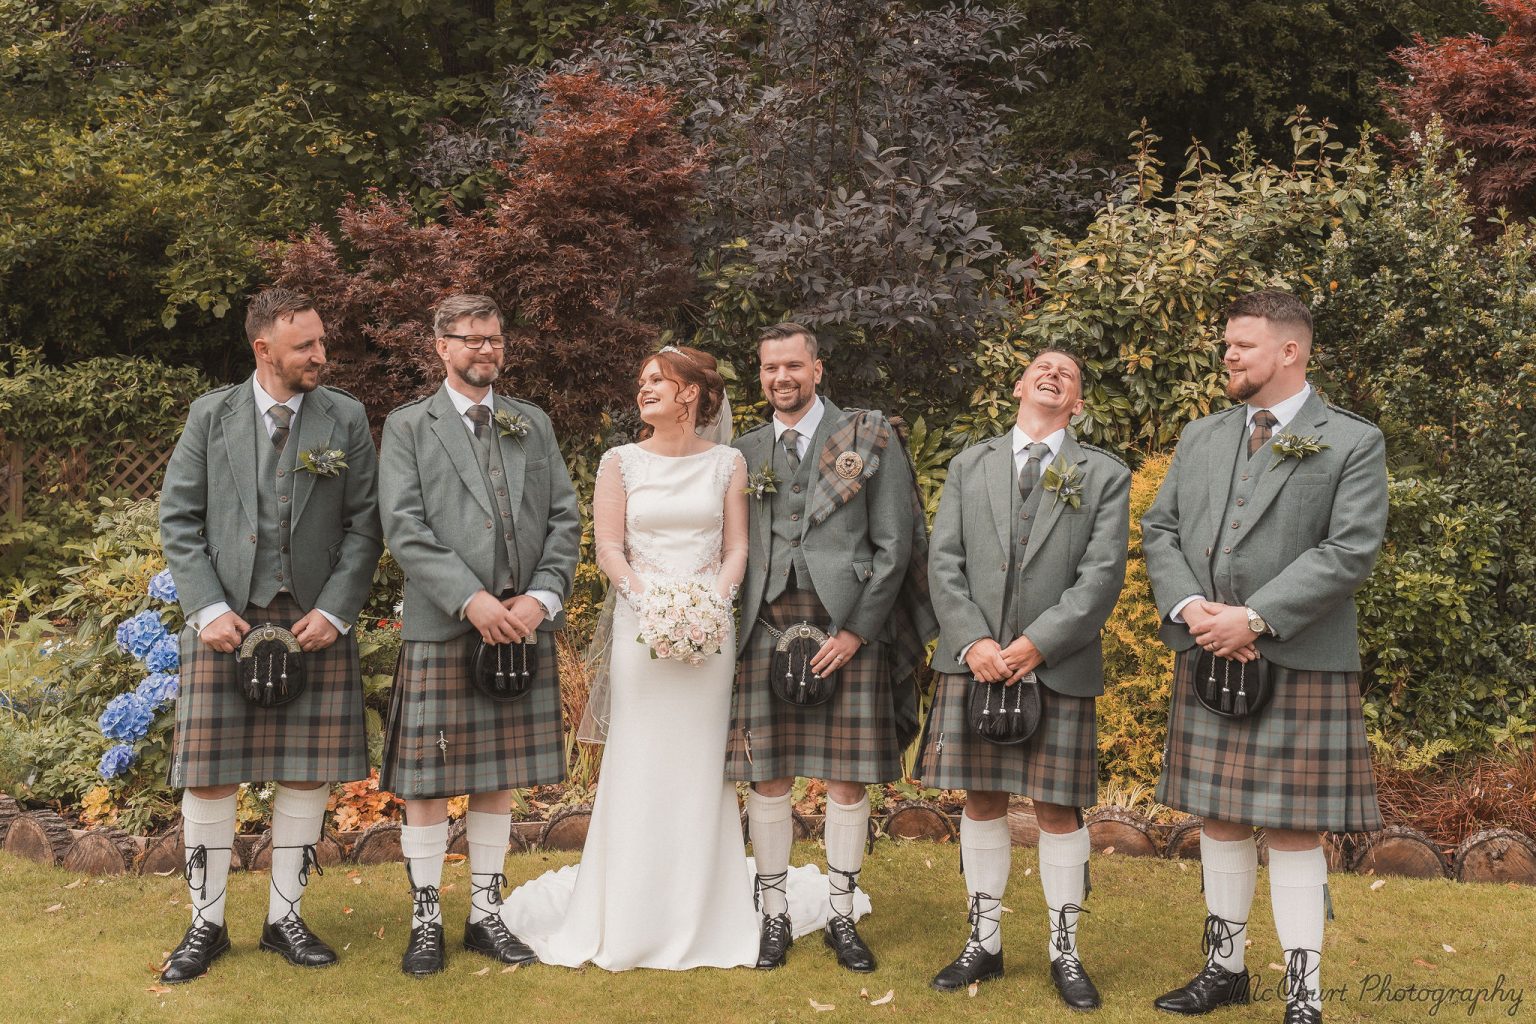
top-left (500, 345), bottom-right (866, 971)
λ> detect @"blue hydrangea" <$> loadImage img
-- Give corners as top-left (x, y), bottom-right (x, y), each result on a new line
top-left (144, 633), bottom-right (181, 674)
top-left (0, 691), bottom-right (14, 714)
top-left (115, 610), bottom-right (169, 659)
top-left (147, 569), bottom-right (178, 604)
top-left (134, 672), bottom-right (180, 707)
top-left (98, 692), bottom-right (156, 742)
top-left (99, 743), bottom-right (136, 779)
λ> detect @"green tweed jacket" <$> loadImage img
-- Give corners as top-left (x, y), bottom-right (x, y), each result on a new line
top-left (379, 383), bottom-right (581, 643)
top-left (1140, 390), bottom-right (1389, 671)
top-left (928, 431), bottom-right (1131, 697)
top-left (733, 399), bottom-right (916, 649)
top-left (160, 378), bottom-right (383, 624)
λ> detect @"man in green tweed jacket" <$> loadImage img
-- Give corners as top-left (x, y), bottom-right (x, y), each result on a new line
top-left (1142, 290), bottom-right (1388, 1024)
top-left (921, 347), bottom-right (1130, 1009)
top-left (379, 294), bottom-right (580, 977)
top-left (159, 287), bottom-right (383, 983)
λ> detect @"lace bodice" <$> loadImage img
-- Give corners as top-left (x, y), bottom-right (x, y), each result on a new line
top-left (594, 444), bottom-right (748, 596)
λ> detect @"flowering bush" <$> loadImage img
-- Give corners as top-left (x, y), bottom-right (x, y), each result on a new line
top-left (144, 633), bottom-right (180, 674)
top-left (135, 672), bottom-right (180, 707)
top-left (115, 609), bottom-right (169, 659)
top-left (98, 692), bottom-right (156, 743)
top-left (98, 744), bottom-right (136, 780)
top-left (147, 569), bottom-right (178, 604)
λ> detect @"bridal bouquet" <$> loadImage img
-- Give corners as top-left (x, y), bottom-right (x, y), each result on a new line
top-left (633, 577), bottom-right (732, 667)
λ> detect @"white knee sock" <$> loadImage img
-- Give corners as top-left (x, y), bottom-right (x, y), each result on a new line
top-left (400, 820), bottom-right (449, 928)
top-left (181, 791), bottom-right (237, 928)
top-left (1200, 832), bottom-right (1257, 972)
top-left (1038, 826), bottom-right (1090, 961)
top-left (1269, 846), bottom-right (1327, 1011)
top-left (824, 793), bottom-right (870, 918)
top-left (747, 789), bottom-right (794, 918)
top-left (267, 784), bottom-right (331, 924)
top-left (960, 813), bottom-right (1011, 954)
top-left (465, 810), bottom-right (510, 924)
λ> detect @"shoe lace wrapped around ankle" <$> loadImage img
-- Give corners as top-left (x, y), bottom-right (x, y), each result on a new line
top-left (268, 843), bottom-right (322, 922)
top-left (471, 871), bottom-right (508, 917)
top-left (1049, 902), bottom-right (1088, 958)
top-left (753, 869), bottom-right (788, 913)
top-left (963, 890), bottom-right (1001, 954)
top-left (1281, 947), bottom-right (1320, 1005)
top-left (827, 865), bottom-right (860, 921)
top-left (410, 883), bottom-right (441, 921)
top-left (184, 843), bottom-right (230, 929)
top-left (1200, 912), bottom-right (1245, 962)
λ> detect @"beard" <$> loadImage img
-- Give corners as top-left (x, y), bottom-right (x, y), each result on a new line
top-left (281, 364), bottom-right (321, 394)
top-left (460, 360), bottom-right (501, 388)
top-left (1225, 372), bottom-right (1260, 402)
top-left (767, 385), bottom-right (813, 416)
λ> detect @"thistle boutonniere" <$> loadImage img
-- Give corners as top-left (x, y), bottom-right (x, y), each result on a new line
top-left (1041, 460), bottom-right (1084, 509)
top-left (297, 448), bottom-right (347, 477)
top-left (744, 463), bottom-right (779, 500)
top-left (495, 409), bottom-right (531, 439)
top-left (1268, 433), bottom-right (1330, 470)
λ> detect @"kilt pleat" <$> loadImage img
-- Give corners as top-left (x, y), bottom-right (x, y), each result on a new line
top-left (726, 588), bottom-right (902, 784)
top-left (1156, 649), bottom-right (1383, 832)
top-left (914, 672), bottom-right (1098, 807)
top-left (169, 593), bottom-right (368, 787)
top-left (380, 631), bottom-right (566, 800)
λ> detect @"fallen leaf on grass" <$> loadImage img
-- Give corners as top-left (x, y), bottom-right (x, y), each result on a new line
top-left (154, 869), bottom-right (177, 877)
top-left (1024, 867), bottom-right (1033, 877)
top-left (859, 988), bottom-right (869, 1000)
top-left (44, 903), bottom-right (63, 913)
top-left (442, 883), bottom-right (457, 893)
top-left (1245, 939), bottom-right (1253, 948)
top-left (346, 869), bottom-right (361, 878)
top-left (870, 990), bottom-right (894, 1006)
top-left (352, 878), bottom-right (363, 886)
top-left (1178, 863), bottom-right (1188, 872)
top-left (342, 907), bottom-right (353, 915)
top-left (146, 986), bottom-right (173, 996)
top-left (924, 859), bottom-right (933, 869)
top-left (445, 854), bottom-right (468, 863)
top-left (375, 926), bottom-right (386, 939)
top-left (1414, 959), bottom-right (1438, 971)
top-left (809, 998), bottom-right (835, 1011)
top-left (343, 943), bottom-right (352, 951)
top-left (1000, 905), bottom-right (1013, 914)
top-left (1369, 879), bottom-right (1386, 891)
top-left (1441, 944), bottom-right (1455, 954)
top-left (1102, 846), bottom-right (1115, 856)
top-left (473, 967), bottom-right (490, 976)
top-left (64, 879), bottom-right (83, 889)
top-left (1268, 963), bottom-right (1285, 972)
top-left (501, 965), bottom-right (519, 974)
top-left (967, 982), bottom-right (978, 997)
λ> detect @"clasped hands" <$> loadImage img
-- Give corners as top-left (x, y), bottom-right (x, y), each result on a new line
top-left (964, 634), bottom-right (1043, 685)
top-left (1184, 600), bottom-right (1259, 662)
top-left (200, 608), bottom-right (339, 653)
top-left (467, 591), bottom-right (547, 645)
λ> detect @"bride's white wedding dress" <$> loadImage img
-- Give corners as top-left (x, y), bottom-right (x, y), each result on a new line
top-left (500, 443), bottom-right (868, 971)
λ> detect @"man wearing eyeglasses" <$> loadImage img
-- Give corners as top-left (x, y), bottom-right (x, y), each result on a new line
top-left (378, 294), bottom-right (581, 975)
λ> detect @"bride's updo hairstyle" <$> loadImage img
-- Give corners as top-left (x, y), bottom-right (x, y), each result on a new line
top-left (638, 345), bottom-right (726, 437)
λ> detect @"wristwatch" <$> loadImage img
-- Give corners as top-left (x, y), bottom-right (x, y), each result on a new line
top-left (1245, 607), bottom-right (1269, 635)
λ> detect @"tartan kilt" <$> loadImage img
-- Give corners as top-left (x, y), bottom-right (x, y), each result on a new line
top-left (169, 592), bottom-right (367, 788)
top-left (914, 672), bottom-right (1099, 808)
top-left (380, 630), bottom-right (566, 800)
top-left (726, 587), bottom-right (902, 784)
top-left (1156, 649), bottom-right (1382, 832)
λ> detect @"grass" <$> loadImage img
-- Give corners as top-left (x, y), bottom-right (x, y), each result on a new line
top-left (2, 841), bottom-right (1532, 1024)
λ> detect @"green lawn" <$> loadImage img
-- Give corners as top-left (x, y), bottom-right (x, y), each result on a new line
top-left (2, 842), bottom-right (1531, 1024)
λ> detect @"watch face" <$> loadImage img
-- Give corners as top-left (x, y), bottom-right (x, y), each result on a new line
top-left (1248, 611), bottom-right (1266, 633)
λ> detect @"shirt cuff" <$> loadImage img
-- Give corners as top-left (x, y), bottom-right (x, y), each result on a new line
top-left (316, 608), bottom-right (352, 635)
top-left (189, 602), bottom-right (233, 635)
top-left (526, 590), bottom-right (562, 621)
top-left (458, 592), bottom-right (480, 621)
top-left (1170, 595), bottom-right (1206, 625)
top-left (958, 640), bottom-right (978, 664)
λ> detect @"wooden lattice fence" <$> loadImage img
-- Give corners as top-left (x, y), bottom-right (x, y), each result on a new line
top-left (0, 435), bottom-right (172, 524)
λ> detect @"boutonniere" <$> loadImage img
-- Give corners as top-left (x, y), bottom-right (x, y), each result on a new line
top-left (744, 463), bottom-right (779, 500)
top-left (495, 409), bottom-right (531, 439)
top-left (1041, 460), bottom-right (1084, 509)
top-left (1269, 433), bottom-right (1330, 470)
top-left (297, 448), bottom-right (347, 477)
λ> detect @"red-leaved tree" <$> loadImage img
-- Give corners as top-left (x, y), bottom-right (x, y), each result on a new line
top-left (1386, 0), bottom-right (1536, 224)
top-left (266, 72), bottom-right (705, 438)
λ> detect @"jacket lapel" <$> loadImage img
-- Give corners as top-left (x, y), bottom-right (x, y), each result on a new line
top-left (492, 393), bottom-right (526, 520)
top-left (428, 385), bottom-right (494, 518)
top-left (1018, 432), bottom-right (1085, 573)
top-left (984, 433), bottom-right (1014, 556)
top-left (1240, 391), bottom-right (1330, 536)
top-left (220, 379), bottom-right (259, 530)
top-left (748, 429), bottom-right (774, 550)
top-left (288, 390), bottom-right (335, 530)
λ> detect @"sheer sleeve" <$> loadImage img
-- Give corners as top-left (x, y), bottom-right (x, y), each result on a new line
top-left (594, 448), bottom-right (645, 598)
top-left (715, 450), bottom-right (748, 600)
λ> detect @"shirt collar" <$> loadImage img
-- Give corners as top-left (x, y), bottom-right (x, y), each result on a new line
top-left (772, 395), bottom-right (825, 442)
top-left (252, 376), bottom-right (303, 418)
top-left (445, 381), bottom-right (494, 417)
top-left (1247, 382), bottom-right (1312, 434)
top-left (1011, 424), bottom-right (1066, 460)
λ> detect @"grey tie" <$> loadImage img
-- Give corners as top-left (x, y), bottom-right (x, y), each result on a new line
top-left (268, 404), bottom-right (293, 453)
top-left (1018, 442), bottom-right (1050, 503)
top-left (781, 428), bottom-right (802, 473)
top-left (466, 403), bottom-right (491, 441)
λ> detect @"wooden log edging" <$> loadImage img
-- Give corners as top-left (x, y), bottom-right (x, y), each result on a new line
top-left (2, 810), bottom-right (73, 866)
top-left (0, 794), bottom-right (20, 845)
top-left (1085, 806), bottom-right (1159, 858)
top-left (61, 827), bottom-right (141, 875)
top-left (1454, 828), bottom-right (1536, 885)
top-left (1350, 824), bottom-right (1451, 879)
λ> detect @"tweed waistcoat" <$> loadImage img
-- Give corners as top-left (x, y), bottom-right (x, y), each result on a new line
top-left (473, 427), bottom-right (520, 595)
top-left (1210, 431), bottom-right (1267, 605)
top-left (764, 434), bottom-right (816, 603)
top-left (1004, 472), bottom-right (1047, 637)
top-left (249, 409), bottom-right (300, 608)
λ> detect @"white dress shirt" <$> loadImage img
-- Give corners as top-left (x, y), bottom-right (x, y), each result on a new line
top-left (444, 383), bottom-right (562, 623)
top-left (1169, 382), bottom-right (1312, 625)
top-left (771, 396), bottom-right (826, 458)
top-left (190, 381), bottom-right (351, 636)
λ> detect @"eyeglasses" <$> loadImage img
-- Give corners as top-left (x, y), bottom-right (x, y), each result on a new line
top-left (443, 334), bottom-right (506, 351)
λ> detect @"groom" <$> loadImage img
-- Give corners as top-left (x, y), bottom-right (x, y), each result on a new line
top-left (730, 322), bottom-right (934, 973)
top-left (379, 293), bottom-right (581, 976)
